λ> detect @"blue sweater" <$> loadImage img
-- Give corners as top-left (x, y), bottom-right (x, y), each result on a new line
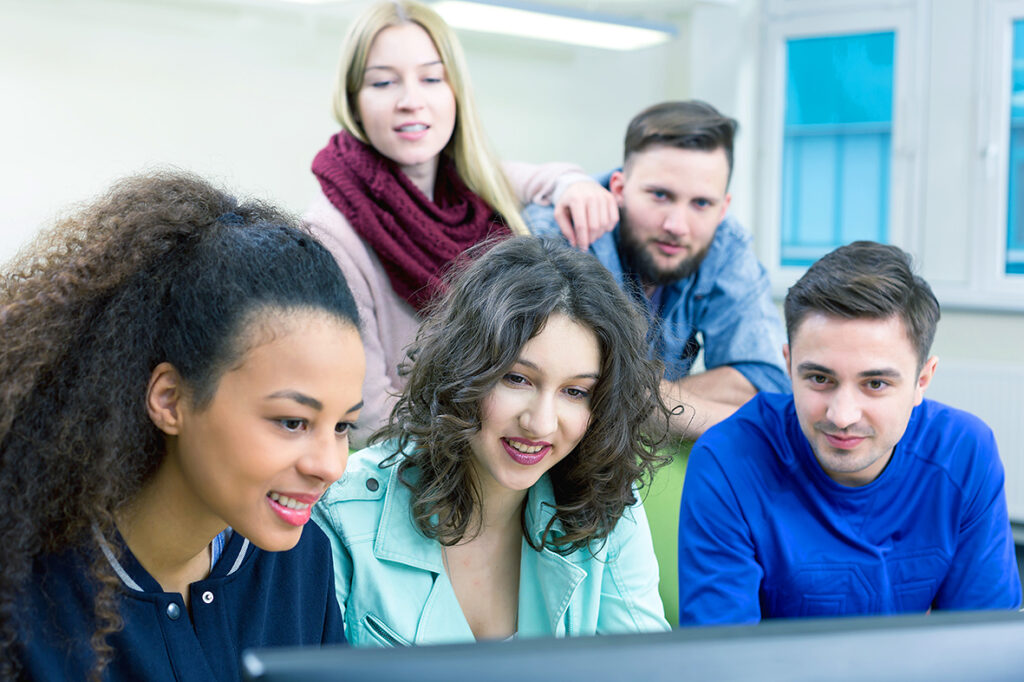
top-left (18, 523), bottom-right (344, 680)
top-left (678, 393), bottom-right (1021, 624)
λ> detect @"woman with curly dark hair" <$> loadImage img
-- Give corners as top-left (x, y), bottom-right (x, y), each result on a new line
top-left (314, 236), bottom-right (673, 646)
top-left (1, 171), bottom-right (365, 680)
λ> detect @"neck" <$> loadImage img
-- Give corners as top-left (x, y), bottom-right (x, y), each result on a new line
top-left (400, 157), bottom-right (440, 201)
top-left (469, 464), bottom-right (527, 536)
top-left (116, 449), bottom-right (225, 598)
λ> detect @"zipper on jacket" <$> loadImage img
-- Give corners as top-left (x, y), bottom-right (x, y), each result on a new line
top-left (363, 613), bottom-right (410, 647)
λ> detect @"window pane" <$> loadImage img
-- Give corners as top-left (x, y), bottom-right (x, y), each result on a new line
top-left (1007, 20), bottom-right (1024, 275)
top-left (781, 32), bottom-right (895, 267)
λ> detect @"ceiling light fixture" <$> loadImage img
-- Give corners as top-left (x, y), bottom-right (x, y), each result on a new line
top-left (431, 0), bottom-right (677, 51)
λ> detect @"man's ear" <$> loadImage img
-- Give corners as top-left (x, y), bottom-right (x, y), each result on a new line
top-left (608, 170), bottom-right (627, 207)
top-left (719, 193), bottom-right (732, 222)
top-left (147, 362), bottom-right (186, 435)
top-left (913, 355), bottom-right (939, 406)
top-left (782, 343), bottom-right (792, 380)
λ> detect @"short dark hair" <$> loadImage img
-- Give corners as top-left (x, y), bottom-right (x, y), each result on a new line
top-left (376, 236), bottom-right (671, 555)
top-left (623, 100), bottom-right (738, 179)
top-left (784, 241), bottom-right (940, 366)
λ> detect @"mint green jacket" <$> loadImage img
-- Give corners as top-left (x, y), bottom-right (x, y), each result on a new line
top-left (313, 443), bottom-right (670, 647)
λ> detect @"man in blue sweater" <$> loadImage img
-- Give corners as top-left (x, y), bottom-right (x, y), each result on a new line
top-left (677, 241), bottom-right (1021, 624)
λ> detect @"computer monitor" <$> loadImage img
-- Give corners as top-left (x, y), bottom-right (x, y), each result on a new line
top-left (241, 610), bottom-right (1024, 682)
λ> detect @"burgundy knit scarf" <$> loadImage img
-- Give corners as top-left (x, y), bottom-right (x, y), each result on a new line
top-left (312, 131), bottom-right (510, 310)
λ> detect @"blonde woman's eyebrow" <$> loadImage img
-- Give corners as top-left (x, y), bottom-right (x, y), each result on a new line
top-left (365, 60), bottom-right (443, 72)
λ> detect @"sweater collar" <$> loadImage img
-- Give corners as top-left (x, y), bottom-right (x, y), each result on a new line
top-left (96, 525), bottom-right (252, 594)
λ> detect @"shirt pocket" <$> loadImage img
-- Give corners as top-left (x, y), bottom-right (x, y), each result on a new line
top-left (362, 612), bottom-right (411, 647)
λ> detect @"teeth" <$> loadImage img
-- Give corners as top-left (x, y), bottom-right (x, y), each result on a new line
top-left (268, 492), bottom-right (311, 510)
top-left (507, 440), bottom-right (543, 454)
top-left (398, 123), bottom-right (427, 132)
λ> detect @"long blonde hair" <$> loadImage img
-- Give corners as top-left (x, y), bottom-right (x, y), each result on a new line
top-left (333, 0), bottom-right (527, 235)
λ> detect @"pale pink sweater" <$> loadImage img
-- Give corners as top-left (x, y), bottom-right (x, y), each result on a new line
top-left (304, 161), bottom-right (588, 447)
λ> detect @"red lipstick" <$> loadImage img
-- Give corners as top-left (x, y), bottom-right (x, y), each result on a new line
top-left (501, 437), bottom-right (551, 466)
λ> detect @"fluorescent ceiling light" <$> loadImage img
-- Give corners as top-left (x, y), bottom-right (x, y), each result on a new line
top-left (431, 0), bottom-right (676, 51)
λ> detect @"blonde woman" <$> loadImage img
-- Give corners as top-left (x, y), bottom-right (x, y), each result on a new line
top-left (306, 0), bottom-right (611, 445)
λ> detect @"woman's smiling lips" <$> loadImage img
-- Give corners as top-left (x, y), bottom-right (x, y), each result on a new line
top-left (266, 491), bottom-right (320, 526)
top-left (501, 437), bottom-right (551, 465)
top-left (395, 121), bottom-right (429, 141)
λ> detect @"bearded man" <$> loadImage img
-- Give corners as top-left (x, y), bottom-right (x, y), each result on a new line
top-left (523, 100), bottom-right (788, 439)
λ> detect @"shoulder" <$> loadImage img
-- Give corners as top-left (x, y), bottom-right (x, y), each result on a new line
top-left (316, 443), bottom-right (401, 538)
top-left (697, 392), bottom-right (791, 457)
top-left (901, 399), bottom-right (1000, 476)
top-left (700, 215), bottom-right (767, 284)
top-left (601, 496), bottom-right (651, 556)
top-left (302, 193), bottom-right (375, 268)
top-left (303, 193), bottom-right (357, 243)
top-left (713, 214), bottom-right (754, 247)
top-left (321, 443), bottom-right (398, 505)
top-left (522, 202), bottom-right (563, 239)
top-left (686, 393), bottom-right (797, 492)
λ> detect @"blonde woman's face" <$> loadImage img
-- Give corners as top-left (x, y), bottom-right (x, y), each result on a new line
top-left (356, 23), bottom-right (456, 187)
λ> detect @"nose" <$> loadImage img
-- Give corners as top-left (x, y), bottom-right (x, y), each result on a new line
top-left (297, 431), bottom-right (349, 485)
top-left (661, 205), bottom-right (690, 237)
top-left (519, 392), bottom-right (558, 438)
top-left (825, 388), bottom-right (862, 431)
top-left (397, 81), bottom-right (425, 111)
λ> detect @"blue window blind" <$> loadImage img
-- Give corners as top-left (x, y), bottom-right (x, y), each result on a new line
top-left (781, 32), bottom-right (895, 267)
top-left (1006, 20), bottom-right (1024, 275)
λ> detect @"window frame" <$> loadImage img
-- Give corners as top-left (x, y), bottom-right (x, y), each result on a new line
top-left (756, 1), bottom-right (927, 299)
top-left (972, 0), bottom-right (1024, 308)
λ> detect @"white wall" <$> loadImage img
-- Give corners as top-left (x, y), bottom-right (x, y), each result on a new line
top-left (6, 0), bottom-right (1022, 463)
top-left (0, 0), bottom-right (682, 264)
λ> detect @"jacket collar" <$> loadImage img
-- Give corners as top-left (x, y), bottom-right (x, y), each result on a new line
top-left (373, 464), bottom-right (445, 573)
top-left (523, 473), bottom-right (564, 545)
top-left (519, 474), bottom-right (587, 636)
top-left (373, 467), bottom-right (568, 561)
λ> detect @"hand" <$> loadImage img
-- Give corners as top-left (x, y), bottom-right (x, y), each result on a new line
top-left (553, 180), bottom-right (619, 250)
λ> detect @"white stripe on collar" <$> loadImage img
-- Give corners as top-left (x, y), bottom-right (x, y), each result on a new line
top-left (95, 525), bottom-right (250, 590)
top-left (93, 527), bottom-right (144, 592)
top-left (227, 538), bottom-right (250, 576)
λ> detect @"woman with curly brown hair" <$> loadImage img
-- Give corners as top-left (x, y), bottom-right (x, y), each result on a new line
top-left (314, 236), bottom-right (673, 646)
top-left (1, 171), bottom-right (365, 680)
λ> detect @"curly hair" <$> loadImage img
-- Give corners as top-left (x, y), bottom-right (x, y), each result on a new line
top-left (375, 236), bottom-right (672, 554)
top-left (0, 170), bottom-right (359, 679)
